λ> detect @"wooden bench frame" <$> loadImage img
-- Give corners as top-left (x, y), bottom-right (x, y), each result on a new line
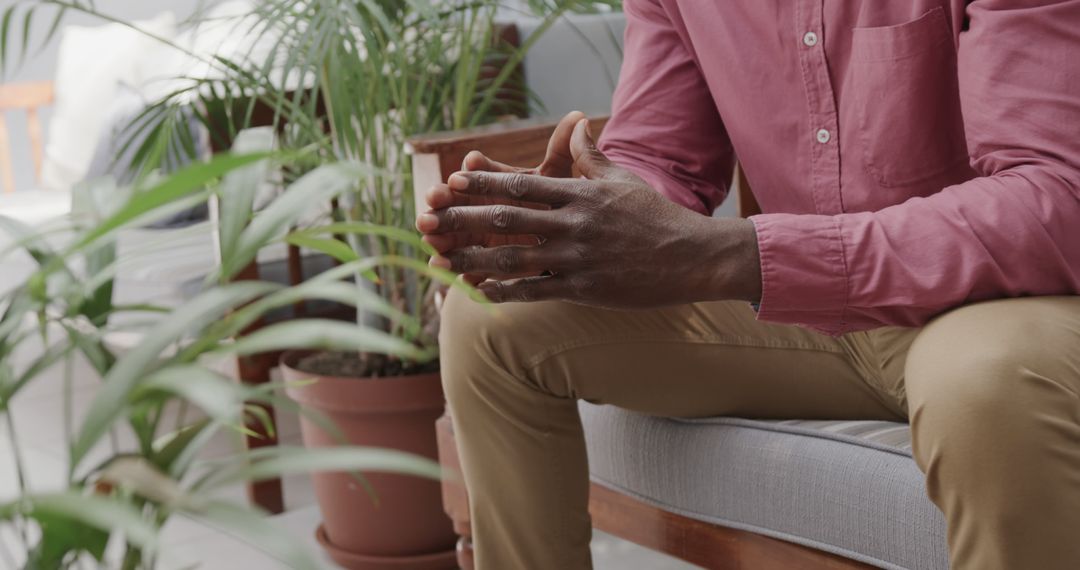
top-left (408, 117), bottom-right (873, 570)
top-left (0, 81), bottom-right (53, 194)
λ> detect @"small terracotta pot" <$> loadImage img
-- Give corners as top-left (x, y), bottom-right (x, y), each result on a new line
top-left (281, 351), bottom-right (456, 570)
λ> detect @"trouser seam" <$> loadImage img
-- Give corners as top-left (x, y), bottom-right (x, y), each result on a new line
top-left (524, 333), bottom-right (847, 371)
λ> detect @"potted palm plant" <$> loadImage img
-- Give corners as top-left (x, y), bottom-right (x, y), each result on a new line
top-left (0, 131), bottom-right (447, 568)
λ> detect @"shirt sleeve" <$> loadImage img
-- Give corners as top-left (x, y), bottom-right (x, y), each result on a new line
top-left (752, 0), bottom-right (1080, 335)
top-left (597, 0), bottom-right (735, 215)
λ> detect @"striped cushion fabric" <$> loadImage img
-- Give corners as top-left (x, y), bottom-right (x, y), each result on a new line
top-left (581, 403), bottom-right (948, 570)
top-left (769, 419), bottom-right (914, 453)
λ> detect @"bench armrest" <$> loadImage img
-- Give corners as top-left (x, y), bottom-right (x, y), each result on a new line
top-left (406, 115), bottom-right (761, 218)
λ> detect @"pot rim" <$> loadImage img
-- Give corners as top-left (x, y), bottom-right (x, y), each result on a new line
top-left (280, 349), bottom-right (439, 383)
top-left (280, 350), bottom-right (445, 413)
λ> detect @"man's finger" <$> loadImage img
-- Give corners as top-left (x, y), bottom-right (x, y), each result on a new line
top-left (422, 232), bottom-right (484, 253)
top-left (446, 170), bottom-right (578, 204)
top-left (570, 118), bottom-right (620, 181)
top-left (417, 205), bottom-right (563, 235)
top-left (462, 150), bottom-right (530, 174)
top-left (477, 275), bottom-right (569, 303)
top-left (422, 232), bottom-right (539, 254)
top-left (436, 245), bottom-right (559, 276)
top-left (425, 183), bottom-right (549, 211)
top-left (425, 183), bottom-right (458, 210)
top-left (537, 110), bottom-right (585, 177)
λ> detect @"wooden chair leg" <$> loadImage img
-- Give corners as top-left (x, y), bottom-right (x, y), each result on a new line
top-left (238, 351), bottom-right (285, 514)
top-left (436, 413), bottom-right (473, 570)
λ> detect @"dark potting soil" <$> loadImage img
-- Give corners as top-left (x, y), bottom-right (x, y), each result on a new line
top-left (295, 351), bottom-right (439, 379)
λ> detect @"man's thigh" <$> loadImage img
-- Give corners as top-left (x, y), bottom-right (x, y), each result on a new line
top-left (441, 289), bottom-right (905, 420)
top-left (903, 295), bottom-right (1080, 412)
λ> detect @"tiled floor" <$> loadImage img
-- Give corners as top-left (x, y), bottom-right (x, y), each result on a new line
top-left (154, 508), bottom-right (699, 570)
top-left (1, 332), bottom-right (697, 569)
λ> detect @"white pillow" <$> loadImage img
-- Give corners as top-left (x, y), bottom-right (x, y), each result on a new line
top-left (40, 13), bottom-right (178, 192)
top-left (170, 0), bottom-right (301, 94)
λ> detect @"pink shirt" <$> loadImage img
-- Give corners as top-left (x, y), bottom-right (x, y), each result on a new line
top-left (597, 0), bottom-right (1080, 335)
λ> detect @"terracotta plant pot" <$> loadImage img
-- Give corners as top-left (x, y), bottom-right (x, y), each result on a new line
top-left (281, 351), bottom-right (457, 570)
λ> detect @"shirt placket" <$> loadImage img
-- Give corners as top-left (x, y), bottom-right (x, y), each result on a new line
top-left (795, 0), bottom-right (844, 214)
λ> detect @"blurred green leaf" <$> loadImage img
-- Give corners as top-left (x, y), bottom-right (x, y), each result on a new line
top-left (133, 365), bottom-right (253, 424)
top-left (0, 340), bottom-right (72, 401)
top-left (181, 500), bottom-right (321, 570)
top-left (199, 445), bottom-right (442, 490)
top-left (289, 221), bottom-right (436, 256)
top-left (0, 6), bottom-right (15, 75)
top-left (217, 128), bottom-right (276, 266)
top-left (72, 282), bottom-right (279, 471)
top-left (68, 151), bottom-right (274, 259)
top-left (0, 214), bottom-right (57, 266)
top-left (284, 234), bottom-right (358, 263)
top-left (70, 177), bottom-right (123, 323)
top-left (99, 457), bottom-right (191, 508)
top-left (31, 510), bottom-right (110, 566)
top-left (153, 419), bottom-right (217, 476)
top-left (243, 403), bottom-right (277, 440)
top-left (5, 492), bottom-right (161, 553)
top-left (220, 161), bottom-right (370, 280)
top-left (223, 319), bottom-right (431, 361)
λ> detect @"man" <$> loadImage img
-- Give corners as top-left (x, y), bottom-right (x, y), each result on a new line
top-left (416, 1), bottom-right (1080, 568)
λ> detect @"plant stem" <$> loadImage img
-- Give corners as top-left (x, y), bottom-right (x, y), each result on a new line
top-left (62, 351), bottom-right (73, 462)
top-left (2, 412), bottom-right (31, 549)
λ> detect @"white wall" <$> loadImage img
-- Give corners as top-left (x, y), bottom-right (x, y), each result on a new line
top-left (7, 0), bottom-right (208, 83)
top-left (518, 13), bottom-right (625, 119)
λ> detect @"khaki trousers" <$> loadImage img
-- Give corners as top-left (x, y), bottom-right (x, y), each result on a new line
top-left (439, 292), bottom-right (1080, 570)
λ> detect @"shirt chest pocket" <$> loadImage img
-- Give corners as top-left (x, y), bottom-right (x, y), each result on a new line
top-left (847, 7), bottom-right (970, 188)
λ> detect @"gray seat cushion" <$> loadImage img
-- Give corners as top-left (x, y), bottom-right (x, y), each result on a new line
top-left (581, 403), bottom-right (949, 570)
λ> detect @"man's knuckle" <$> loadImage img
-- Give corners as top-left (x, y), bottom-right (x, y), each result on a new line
top-left (569, 214), bottom-right (598, 241)
top-left (481, 281), bottom-right (504, 302)
top-left (493, 248), bottom-right (519, 273)
top-left (444, 209), bottom-right (463, 231)
top-left (490, 205), bottom-right (513, 230)
top-left (473, 172), bottom-right (490, 194)
top-left (492, 280), bottom-right (530, 303)
top-left (572, 180), bottom-right (595, 196)
top-left (454, 247), bottom-right (482, 272)
top-left (450, 253), bottom-right (468, 272)
top-left (505, 173), bottom-right (529, 199)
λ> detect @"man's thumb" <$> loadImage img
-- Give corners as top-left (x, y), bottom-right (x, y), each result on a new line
top-left (570, 118), bottom-right (614, 180)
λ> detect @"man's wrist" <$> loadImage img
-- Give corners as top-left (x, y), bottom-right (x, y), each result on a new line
top-left (698, 217), bottom-right (763, 303)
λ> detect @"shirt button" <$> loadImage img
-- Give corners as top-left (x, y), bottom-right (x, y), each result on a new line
top-left (816, 128), bottom-right (831, 144)
top-left (803, 31), bottom-right (819, 47)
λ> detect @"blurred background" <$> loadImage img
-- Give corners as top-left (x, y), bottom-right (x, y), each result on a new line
top-left (3, 0), bottom-right (625, 194)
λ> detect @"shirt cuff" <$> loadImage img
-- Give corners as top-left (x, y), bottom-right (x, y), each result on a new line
top-left (749, 213), bottom-right (851, 336)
